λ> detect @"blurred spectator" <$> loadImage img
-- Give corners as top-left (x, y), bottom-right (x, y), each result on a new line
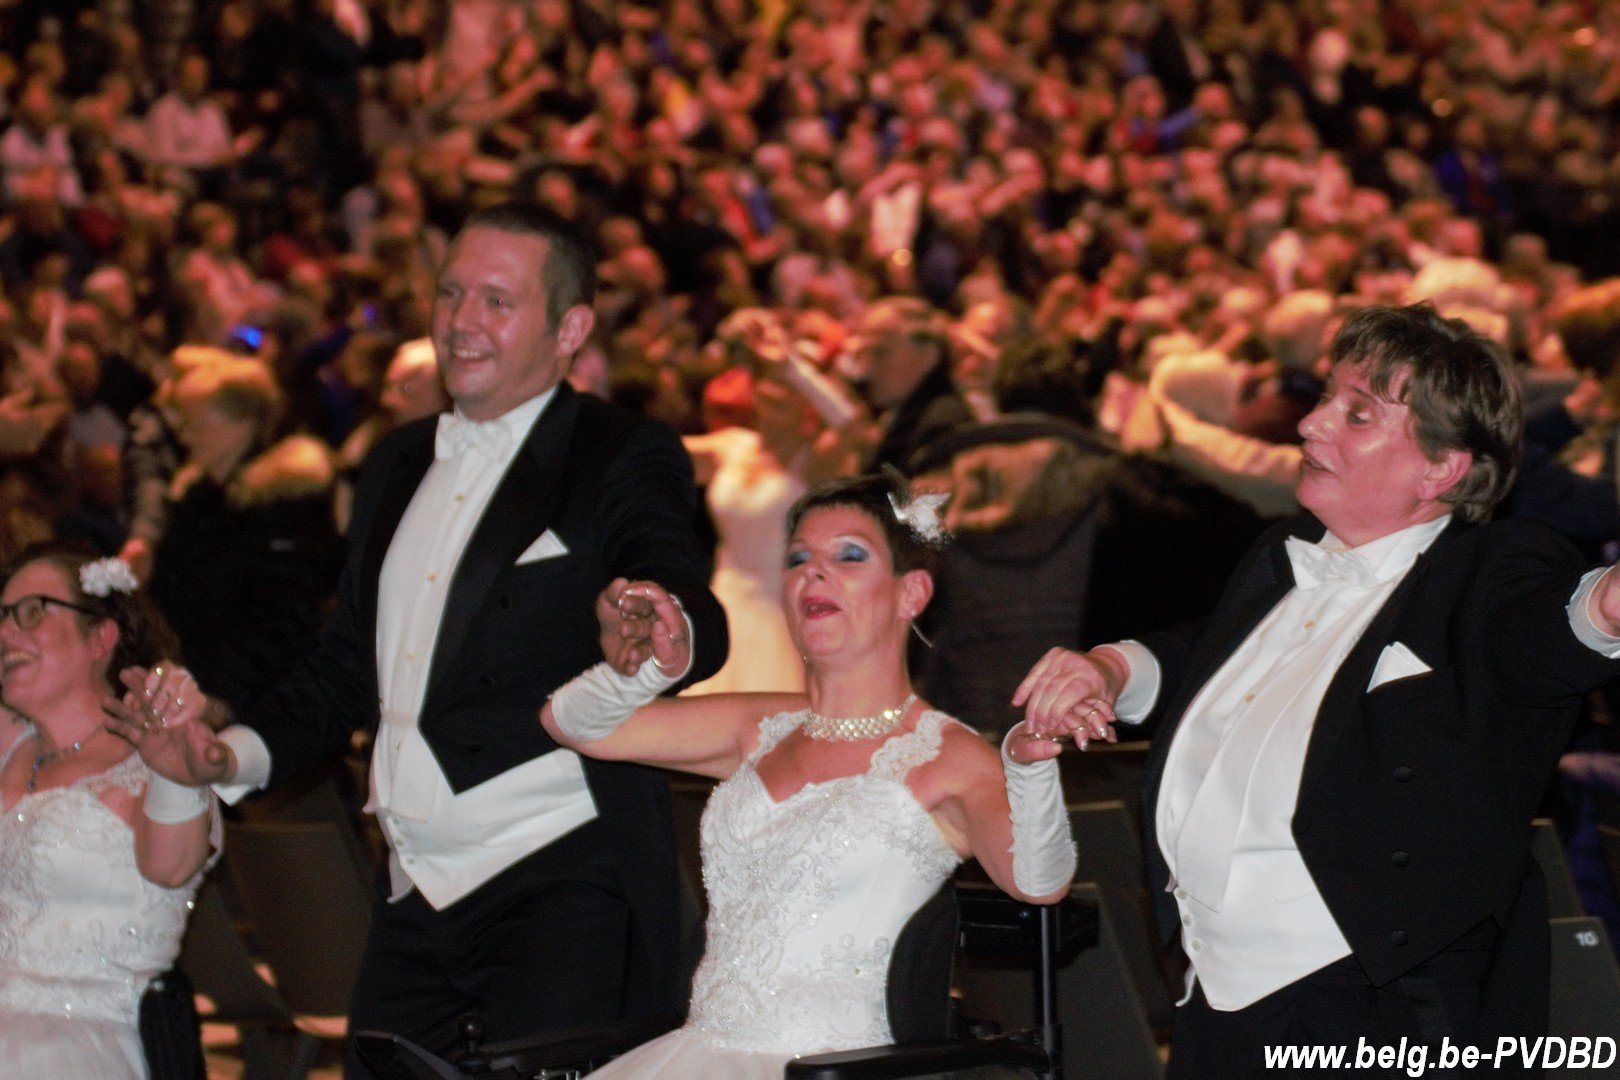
top-left (1230, 289), bottom-right (1335, 444)
top-left (913, 339), bottom-right (1264, 733)
top-left (846, 297), bottom-right (971, 473)
top-left (681, 309), bottom-right (862, 695)
top-left (950, 297), bottom-right (1036, 424)
top-left (144, 53), bottom-right (250, 198)
top-left (176, 201), bottom-right (275, 345)
top-left (117, 345), bottom-right (230, 581)
top-left (0, 75), bottom-right (83, 207)
top-left (1507, 278), bottom-right (1620, 559)
top-left (148, 358), bottom-right (339, 710)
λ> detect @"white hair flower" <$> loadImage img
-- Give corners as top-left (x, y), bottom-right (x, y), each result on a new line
top-left (888, 490), bottom-right (951, 546)
top-left (80, 557), bottom-right (138, 597)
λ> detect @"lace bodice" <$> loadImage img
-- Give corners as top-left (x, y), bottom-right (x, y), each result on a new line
top-left (685, 708), bottom-right (965, 1054)
top-left (0, 745), bottom-right (196, 1025)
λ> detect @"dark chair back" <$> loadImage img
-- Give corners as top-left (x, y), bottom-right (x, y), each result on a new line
top-left (886, 881), bottom-right (959, 1042)
top-left (223, 819), bottom-right (373, 1017)
top-left (1547, 916), bottom-right (1620, 1052)
top-left (1070, 801), bottom-right (1175, 1036)
top-left (1532, 818), bottom-right (1586, 919)
top-left (176, 876), bottom-right (292, 1028)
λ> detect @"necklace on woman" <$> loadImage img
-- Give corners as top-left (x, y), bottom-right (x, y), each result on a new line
top-left (28, 737), bottom-right (90, 792)
top-left (803, 694), bottom-right (917, 741)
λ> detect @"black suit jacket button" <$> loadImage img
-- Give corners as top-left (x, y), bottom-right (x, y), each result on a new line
top-left (498, 595), bottom-right (512, 609)
top-left (1390, 930), bottom-right (1408, 946)
top-left (1391, 851), bottom-right (1410, 867)
top-left (1393, 766), bottom-right (1413, 782)
top-left (479, 674), bottom-right (495, 687)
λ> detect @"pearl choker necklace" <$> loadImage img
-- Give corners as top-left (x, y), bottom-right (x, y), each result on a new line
top-left (803, 695), bottom-right (916, 741)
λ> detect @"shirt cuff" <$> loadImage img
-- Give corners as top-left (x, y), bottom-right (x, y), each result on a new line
top-left (1569, 568), bottom-right (1620, 658)
top-left (1095, 640), bottom-right (1161, 724)
top-left (214, 724), bottom-right (272, 805)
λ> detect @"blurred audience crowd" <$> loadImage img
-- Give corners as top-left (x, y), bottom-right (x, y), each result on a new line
top-left (3, 0), bottom-right (1620, 725)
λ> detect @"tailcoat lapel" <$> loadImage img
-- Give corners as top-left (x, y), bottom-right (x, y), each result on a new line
top-left (1143, 529), bottom-right (1305, 782)
top-left (424, 386), bottom-right (581, 711)
top-left (359, 423), bottom-right (436, 629)
top-left (1302, 517), bottom-right (1470, 764)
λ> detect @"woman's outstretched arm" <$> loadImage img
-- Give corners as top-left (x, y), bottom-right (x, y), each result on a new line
top-left (928, 723), bottom-right (1082, 906)
top-left (541, 578), bottom-right (802, 779)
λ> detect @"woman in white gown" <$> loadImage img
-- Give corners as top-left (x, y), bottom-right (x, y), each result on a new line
top-left (683, 309), bottom-right (863, 695)
top-left (0, 546), bottom-right (216, 1080)
top-left (542, 474), bottom-right (1104, 1078)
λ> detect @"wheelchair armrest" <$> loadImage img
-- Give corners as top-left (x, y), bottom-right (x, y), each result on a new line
top-left (462, 1015), bottom-right (683, 1076)
top-left (784, 1034), bottom-right (1051, 1080)
top-left (956, 882), bottom-right (1098, 964)
top-left (352, 1031), bottom-right (474, 1080)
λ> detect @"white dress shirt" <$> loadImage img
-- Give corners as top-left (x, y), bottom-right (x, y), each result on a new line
top-left (222, 388), bottom-right (601, 910)
top-left (1108, 521), bottom-right (1620, 1011)
top-left (1157, 517), bottom-right (1448, 1008)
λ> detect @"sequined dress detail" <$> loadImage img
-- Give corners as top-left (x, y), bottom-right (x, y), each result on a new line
top-left (0, 740), bottom-right (199, 1079)
top-left (590, 708), bottom-right (965, 1079)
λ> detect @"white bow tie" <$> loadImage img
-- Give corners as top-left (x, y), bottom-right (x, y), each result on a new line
top-left (435, 412), bottom-right (512, 461)
top-left (1285, 535), bottom-right (1374, 590)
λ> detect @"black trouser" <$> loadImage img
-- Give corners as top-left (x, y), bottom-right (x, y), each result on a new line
top-left (1166, 918), bottom-right (1535, 1079)
top-left (343, 820), bottom-right (630, 1079)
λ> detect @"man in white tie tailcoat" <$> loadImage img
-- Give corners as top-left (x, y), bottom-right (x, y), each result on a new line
top-left (117, 203), bottom-right (727, 1075)
top-left (1014, 303), bottom-right (1620, 1077)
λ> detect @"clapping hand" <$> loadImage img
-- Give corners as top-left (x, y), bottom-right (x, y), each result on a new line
top-left (596, 578), bottom-right (691, 677)
top-left (103, 663), bottom-right (234, 785)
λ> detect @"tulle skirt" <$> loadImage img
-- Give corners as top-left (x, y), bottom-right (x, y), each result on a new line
top-left (585, 1027), bottom-right (791, 1080)
top-left (0, 1009), bottom-right (145, 1079)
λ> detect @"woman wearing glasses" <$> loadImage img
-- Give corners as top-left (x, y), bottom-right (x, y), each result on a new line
top-left (0, 544), bottom-right (215, 1079)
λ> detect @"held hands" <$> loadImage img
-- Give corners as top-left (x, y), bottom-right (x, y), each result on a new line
top-left (1005, 722), bottom-right (1069, 765)
top-left (596, 578), bottom-right (691, 678)
top-left (103, 663), bottom-right (234, 786)
top-left (1010, 646), bottom-right (1125, 750)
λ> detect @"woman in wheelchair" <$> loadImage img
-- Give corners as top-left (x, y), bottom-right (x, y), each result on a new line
top-left (0, 545), bottom-right (216, 1079)
top-left (541, 473), bottom-right (1093, 1078)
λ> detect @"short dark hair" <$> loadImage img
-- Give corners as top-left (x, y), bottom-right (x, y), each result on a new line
top-left (5, 542), bottom-right (179, 692)
top-left (786, 473), bottom-right (939, 576)
top-left (992, 337), bottom-right (1098, 425)
top-left (459, 202), bottom-right (598, 326)
top-left (1330, 303), bottom-right (1522, 522)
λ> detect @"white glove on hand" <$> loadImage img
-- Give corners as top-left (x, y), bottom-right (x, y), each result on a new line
top-left (550, 658), bottom-right (679, 743)
top-left (1002, 726), bottom-right (1077, 897)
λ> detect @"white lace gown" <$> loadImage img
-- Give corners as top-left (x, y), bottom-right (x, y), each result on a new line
top-left (685, 428), bottom-right (807, 695)
top-left (0, 745), bottom-right (201, 1080)
top-left (590, 708), bottom-right (966, 1079)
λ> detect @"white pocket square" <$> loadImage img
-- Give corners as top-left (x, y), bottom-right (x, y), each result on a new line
top-left (1368, 642), bottom-right (1431, 691)
top-left (516, 529), bottom-right (569, 565)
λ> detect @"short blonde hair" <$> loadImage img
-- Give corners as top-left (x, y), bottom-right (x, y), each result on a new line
top-left (175, 358), bottom-right (282, 444)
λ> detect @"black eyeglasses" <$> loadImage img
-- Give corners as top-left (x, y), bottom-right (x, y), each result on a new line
top-left (0, 595), bottom-right (97, 631)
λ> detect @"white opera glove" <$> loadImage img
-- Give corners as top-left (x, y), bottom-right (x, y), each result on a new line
top-left (144, 769), bottom-right (212, 824)
top-left (550, 658), bottom-right (679, 743)
top-left (1001, 726), bottom-right (1077, 897)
